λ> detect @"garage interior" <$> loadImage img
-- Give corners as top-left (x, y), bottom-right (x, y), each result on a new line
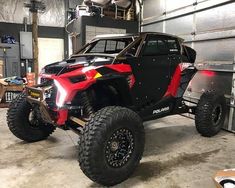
top-left (0, 0), bottom-right (235, 188)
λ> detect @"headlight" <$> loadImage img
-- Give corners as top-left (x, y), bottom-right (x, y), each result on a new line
top-left (37, 77), bottom-right (41, 84)
top-left (54, 80), bottom-right (67, 108)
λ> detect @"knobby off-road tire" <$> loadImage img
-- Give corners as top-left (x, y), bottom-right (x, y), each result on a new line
top-left (7, 92), bottom-right (55, 142)
top-left (78, 106), bottom-right (145, 186)
top-left (195, 91), bottom-right (226, 137)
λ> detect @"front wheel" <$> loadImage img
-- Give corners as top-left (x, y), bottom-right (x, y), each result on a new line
top-left (7, 92), bottom-right (55, 142)
top-left (78, 106), bottom-right (145, 186)
top-left (195, 91), bottom-right (226, 137)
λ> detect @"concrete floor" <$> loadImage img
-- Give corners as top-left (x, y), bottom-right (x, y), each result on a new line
top-left (0, 108), bottom-right (234, 188)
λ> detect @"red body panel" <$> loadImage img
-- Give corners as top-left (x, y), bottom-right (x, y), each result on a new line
top-left (105, 64), bottom-right (132, 74)
top-left (40, 64), bottom-right (132, 125)
top-left (164, 65), bottom-right (182, 97)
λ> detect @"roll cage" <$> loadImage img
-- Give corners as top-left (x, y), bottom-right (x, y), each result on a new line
top-left (72, 33), bottom-right (184, 63)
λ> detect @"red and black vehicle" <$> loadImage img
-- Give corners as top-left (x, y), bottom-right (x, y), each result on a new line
top-left (7, 32), bottom-right (227, 186)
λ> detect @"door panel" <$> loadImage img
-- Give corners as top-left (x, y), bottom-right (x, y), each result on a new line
top-left (129, 34), bottom-right (181, 107)
top-left (134, 55), bottom-right (170, 104)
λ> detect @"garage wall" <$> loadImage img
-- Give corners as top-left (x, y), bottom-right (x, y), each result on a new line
top-left (0, 0), bottom-right (65, 27)
top-left (38, 38), bottom-right (64, 71)
top-left (0, 0), bottom-right (68, 58)
top-left (142, 0), bottom-right (235, 62)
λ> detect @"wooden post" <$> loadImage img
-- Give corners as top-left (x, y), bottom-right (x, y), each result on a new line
top-left (24, 1), bottom-right (45, 82)
top-left (32, 11), bottom-right (39, 80)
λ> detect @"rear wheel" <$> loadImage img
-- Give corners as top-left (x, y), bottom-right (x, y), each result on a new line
top-left (7, 92), bottom-right (55, 142)
top-left (78, 106), bottom-right (145, 186)
top-left (195, 91), bottom-right (226, 137)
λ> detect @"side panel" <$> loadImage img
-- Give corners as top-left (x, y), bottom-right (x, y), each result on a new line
top-left (128, 55), bottom-right (171, 107)
top-left (139, 96), bottom-right (176, 120)
top-left (128, 35), bottom-right (183, 107)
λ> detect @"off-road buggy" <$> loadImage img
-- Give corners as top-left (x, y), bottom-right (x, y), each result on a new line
top-left (7, 32), bottom-right (226, 186)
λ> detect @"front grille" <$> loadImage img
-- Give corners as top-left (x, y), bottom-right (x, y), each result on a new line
top-left (40, 78), bottom-right (53, 85)
top-left (45, 87), bottom-right (57, 109)
top-left (39, 78), bottom-right (57, 108)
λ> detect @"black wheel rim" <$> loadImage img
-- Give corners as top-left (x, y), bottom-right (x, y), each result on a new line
top-left (212, 104), bottom-right (222, 125)
top-left (105, 128), bottom-right (134, 168)
top-left (28, 108), bottom-right (41, 128)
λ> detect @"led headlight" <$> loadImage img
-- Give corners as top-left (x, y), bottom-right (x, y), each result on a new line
top-left (37, 77), bottom-right (41, 85)
top-left (54, 80), bottom-right (67, 108)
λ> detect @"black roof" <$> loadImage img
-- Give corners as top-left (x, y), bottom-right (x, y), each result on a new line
top-left (94, 32), bottom-right (183, 41)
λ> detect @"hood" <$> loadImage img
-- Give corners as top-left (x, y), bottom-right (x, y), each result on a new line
top-left (43, 55), bottom-right (114, 75)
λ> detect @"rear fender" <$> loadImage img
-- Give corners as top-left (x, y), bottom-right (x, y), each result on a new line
top-left (175, 66), bottom-right (197, 98)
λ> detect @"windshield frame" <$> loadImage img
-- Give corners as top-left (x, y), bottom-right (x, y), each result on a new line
top-left (73, 35), bottom-right (140, 55)
top-left (85, 38), bottom-right (134, 54)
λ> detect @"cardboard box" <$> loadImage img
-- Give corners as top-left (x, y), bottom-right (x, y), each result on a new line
top-left (26, 72), bottom-right (36, 86)
top-left (213, 169), bottom-right (235, 188)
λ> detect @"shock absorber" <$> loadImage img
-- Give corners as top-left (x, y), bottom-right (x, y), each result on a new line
top-left (80, 91), bottom-right (94, 118)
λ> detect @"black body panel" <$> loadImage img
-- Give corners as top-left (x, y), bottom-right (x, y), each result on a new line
top-left (128, 56), bottom-right (171, 107)
top-left (139, 96), bottom-right (176, 120)
top-left (126, 35), bottom-right (182, 109)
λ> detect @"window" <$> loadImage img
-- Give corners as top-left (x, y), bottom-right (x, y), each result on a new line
top-left (106, 40), bottom-right (116, 52)
top-left (125, 40), bottom-right (141, 56)
top-left (87, 38), bottom-right (132, 54)
top-left (143, 38), bottom-right (168, 56)
top-left (116, 41), bottom-right (125, 50)
top-left (142, 36), bottom-right (180, 56)
top-left (167, 39), bottom-right (180, 54)
top-left (105, 40), bottom-right (126, 52)
top-left (89, 40), bottom-right (106, 53)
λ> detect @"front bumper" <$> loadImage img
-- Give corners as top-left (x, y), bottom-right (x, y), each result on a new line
top-left (26, 86), bottom-right (68, 126)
